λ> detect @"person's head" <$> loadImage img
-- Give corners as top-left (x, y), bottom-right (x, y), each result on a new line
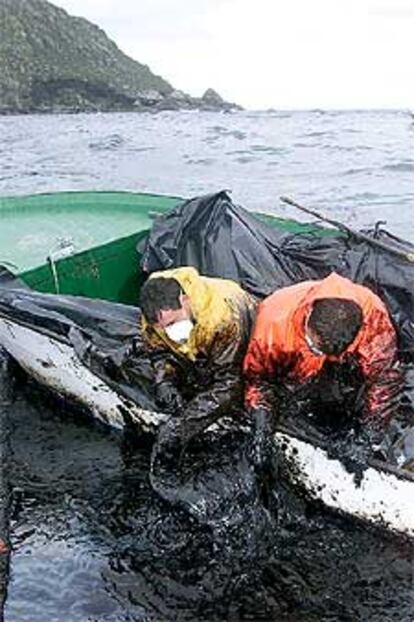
top-left (139, 276), bottom-right (193, 342)
top-left (305, 297), bottom-right (363, 356)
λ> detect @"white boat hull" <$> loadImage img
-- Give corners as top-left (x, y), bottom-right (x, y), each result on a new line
top-left (0, 317), bottom-right (413, 538)
top-left (275, 432), bottom-right (414, 538)
top-left (0, 317), bottom-right (167, 431)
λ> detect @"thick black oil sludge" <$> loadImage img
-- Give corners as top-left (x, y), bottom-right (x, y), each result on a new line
top-left (2, 377), bottom-right (413, 621)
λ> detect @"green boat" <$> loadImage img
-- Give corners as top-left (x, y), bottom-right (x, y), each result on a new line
top-left (1, 189), bottom-right (414, 539)
top-left (0, 190), bottom-right (334, 303)
top-left (0, 191), bottom-right (183, 304)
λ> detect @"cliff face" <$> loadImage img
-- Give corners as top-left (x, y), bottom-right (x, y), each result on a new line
top-left (0, 0), bottom-right (240, 113)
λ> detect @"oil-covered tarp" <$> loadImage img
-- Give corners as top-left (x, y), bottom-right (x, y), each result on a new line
top-left (140, 191), bottom-right (414, 360)
top-left (0, 266), bottom-right (158, 412)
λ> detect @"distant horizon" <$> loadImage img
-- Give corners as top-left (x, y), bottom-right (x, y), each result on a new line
top-left (235, 107), bottom-right (414, 112)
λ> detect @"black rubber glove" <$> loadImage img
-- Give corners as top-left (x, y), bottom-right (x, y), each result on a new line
top-left (328, 427), bottom-right (377, 485)
top-left (152, 416), bottom-right (184, 469)
top-left (155, 381), bottom-right (184, 415)
top-left (248, 407), bottom-right (278, 510)
top-left (150, 416), bottom-right (186, 505)
top-left (250, 407), bottom-right (274, 474)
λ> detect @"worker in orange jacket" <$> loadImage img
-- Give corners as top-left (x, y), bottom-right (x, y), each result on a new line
top-left (243, 272), bottom-right (403, 472)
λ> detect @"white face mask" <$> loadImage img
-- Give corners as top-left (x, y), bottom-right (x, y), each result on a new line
top-left (164, 319), bottom-right (194, 344)
top-left (304, 332), bottom-right (325, 357)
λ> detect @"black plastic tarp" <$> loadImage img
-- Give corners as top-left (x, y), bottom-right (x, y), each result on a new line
top-left (0, 267), bottom-right (158, 411)
top-left (140, 191), bottom-right (414, 359)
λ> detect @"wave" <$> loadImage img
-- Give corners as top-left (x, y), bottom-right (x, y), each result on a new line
top-left (88, 134), bottom-right (124, 151)
top-left (382, 161), bottom-right (414, 173)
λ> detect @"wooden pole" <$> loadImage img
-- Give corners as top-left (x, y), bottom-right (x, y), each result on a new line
top-left (280, 196), bottom-right (414, 263)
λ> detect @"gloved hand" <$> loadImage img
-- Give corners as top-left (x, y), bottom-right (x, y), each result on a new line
top-left (248, 407), bottom-right (278, 510)
top-left (151, 416), bottom-right (184, 476)
top-left (250, 407), bottom-right (274, 475)
top-left (328, 427), bottom-right (375, 485)
top-left (155, 381), bottom-right (184, 414)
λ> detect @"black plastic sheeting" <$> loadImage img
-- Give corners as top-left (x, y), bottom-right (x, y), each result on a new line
top-left (0, 267), bottom-right (158, 413)
top-left (140, 191), bottom-right (414, 360)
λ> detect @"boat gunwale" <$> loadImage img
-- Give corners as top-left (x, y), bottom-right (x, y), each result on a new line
top-left (0, 190), bottom-right (185, 276)
top-left (0, 310), bottom-right (70, 347)
top-left (0, 189), bottom-right (185, 203)
top-left (276, 423), bottom-right (414, 484)
top-left (18, 225), bottom-right (150, 281)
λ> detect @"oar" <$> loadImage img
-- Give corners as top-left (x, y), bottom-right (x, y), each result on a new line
top-left (280, 196), bottom-right (414, 263)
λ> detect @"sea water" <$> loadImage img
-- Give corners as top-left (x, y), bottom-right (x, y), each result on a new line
top-left (2, 109), bottom-right (414, 240)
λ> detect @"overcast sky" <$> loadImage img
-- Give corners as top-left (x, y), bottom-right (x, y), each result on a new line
top-left (54, 0), bottom-right (414, 109)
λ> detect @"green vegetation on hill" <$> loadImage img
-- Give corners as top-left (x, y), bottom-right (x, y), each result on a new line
top-left (0, 0), bottom-right (240, 114)
top-left (0, 0), bottom-right (173, 113)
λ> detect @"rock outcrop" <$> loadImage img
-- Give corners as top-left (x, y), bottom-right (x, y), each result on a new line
top-left (0, 0), bottom-right (241, 114)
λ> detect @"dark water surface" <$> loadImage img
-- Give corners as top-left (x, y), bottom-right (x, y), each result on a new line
top-left (1, 110), bottom-right (414, 620)
top-left (4, 380), bottom-right (414, 622)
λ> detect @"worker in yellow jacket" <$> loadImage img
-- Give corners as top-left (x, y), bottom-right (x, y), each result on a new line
top-left (139, 266), bottom-right (256, 494)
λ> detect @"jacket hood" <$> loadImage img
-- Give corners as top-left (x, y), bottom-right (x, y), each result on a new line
top-left (142, 266), bottom-right (253, 361)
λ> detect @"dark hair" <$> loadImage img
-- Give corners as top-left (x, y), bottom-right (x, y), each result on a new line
top-left (307, 297), bottom-right (363, 355)
top-left (139, 277), bottom-right (183, 323)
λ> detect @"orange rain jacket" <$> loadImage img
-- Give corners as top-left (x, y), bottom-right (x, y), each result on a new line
top-left (244, 273), bottom-right (402, 427)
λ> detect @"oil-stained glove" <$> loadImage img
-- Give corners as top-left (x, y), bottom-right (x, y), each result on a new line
top-left (250, 407), bottom-right (274, 475)
top-left (248, 407), bottom-right (278, 510)
top-left (328, 427), bottom-right (376, 485)
top-left (155, 382), bottom-right (184, 415)
top-left (150, 416), bottom-right (186, 504)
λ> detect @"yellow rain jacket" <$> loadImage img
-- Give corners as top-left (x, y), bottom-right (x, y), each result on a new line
top-left (142, 267), bottom-right (256, 440)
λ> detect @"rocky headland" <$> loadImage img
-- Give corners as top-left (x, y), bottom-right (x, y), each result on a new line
top-left (0, 0), bottom-right (241, 114)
